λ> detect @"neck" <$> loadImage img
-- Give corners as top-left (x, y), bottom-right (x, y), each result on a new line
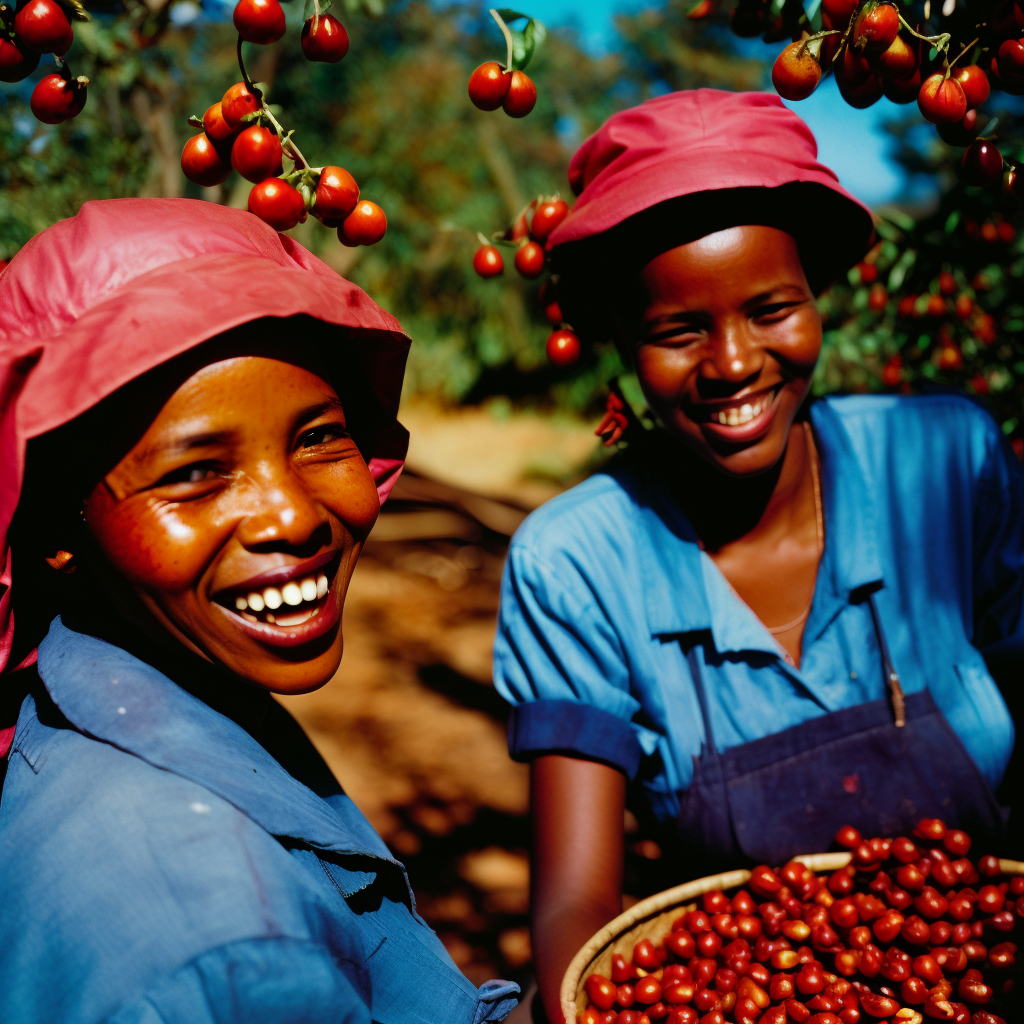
top-left (64, 605), bottom-right (272, 739)
top-left (657, 422), bottom-right (813, 552)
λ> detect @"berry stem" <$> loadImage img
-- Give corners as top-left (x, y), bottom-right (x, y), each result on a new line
top-left (947, 36), bottom-right (979, 69)
top-left (896, 12), bottom-right (950, 52)
top-left (490, 8), bottom-right (514, 72)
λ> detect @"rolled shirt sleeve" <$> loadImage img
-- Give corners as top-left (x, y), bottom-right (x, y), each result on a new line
top-left (494, 540), bottom-right (646, 778)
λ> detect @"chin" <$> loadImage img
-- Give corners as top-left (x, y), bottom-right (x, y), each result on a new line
top-left (216, 632), bottom-right (345, 694)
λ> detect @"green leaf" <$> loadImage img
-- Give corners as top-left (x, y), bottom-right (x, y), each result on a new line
top-left (516, 18), bottom-right (546, 70)
top-left (944, 209), bottom-right (961, 234)
top-left (494, 9), bottom-right (532, 22)
top-left (804, 0), bottom-right (823, 31)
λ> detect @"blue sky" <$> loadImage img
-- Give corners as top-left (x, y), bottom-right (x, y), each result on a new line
top-left (527, 0), bottom-right (922, 208)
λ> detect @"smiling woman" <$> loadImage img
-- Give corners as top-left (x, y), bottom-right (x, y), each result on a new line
top-left (492, 90), bottom-right (1024, 1024)
top-left (0, 199), bottom-right (518, 1024)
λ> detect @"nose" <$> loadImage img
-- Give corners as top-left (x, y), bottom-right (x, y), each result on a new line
top-left (697, 316), bottom-right (765, 394)
top-left (235, 466), bottom-right (333, 557)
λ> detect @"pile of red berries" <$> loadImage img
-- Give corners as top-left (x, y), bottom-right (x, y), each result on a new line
top-left (474, 194), bottom-right (582, 365)
top-left (1, 0), bottom-right (89, 124)
top-left (181, 0), bottom-right (384, 243)
top-left (766, 0), bottom-right (1022, 192)
top-left (578, 819), bottom-right (1021, 1024)
top-left (467, 9), bottom-right (544, 119)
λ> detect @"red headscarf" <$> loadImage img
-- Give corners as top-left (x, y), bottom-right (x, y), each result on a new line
top-left (0, 198), bottom-right (411, 713)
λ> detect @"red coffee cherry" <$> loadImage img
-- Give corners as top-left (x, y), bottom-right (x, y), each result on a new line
top-left (632, 938), bottom-right (659, 971)
top-left (585, 975), bottom-right (617, 1011)
top-left (546, 328), bottom-right (581, 367)
top-left (203, 102), bottom-right (236, 143)
top-left (834, 826), bottom-right (862, 849)
top-left (0, 36), bottom-right (41, 81)
top-left (181, 133), bottom-right (232, 187)
top-left (665, 929), bottom-right (695, 959)
top-left (338, 200), bottom-right (387, 246)
top-left (514, 240), bottom-right (545, 279)
top-left (955, 64), bottom-right (990, 107)
top-left (870, 33), bottom-right (916, 79)
top-left (915, 887), bottom-right (950, 919)
top-left (233, 0), bottom-right (286, 44)
top-left (852, 1), bottom-right (899, 53)
top-left (977, 855), bottom-right (1001, 878)
top-left (473, 244), bottom-right (504, 278)
top-left (221, 82), bottom-right (261, 132)
top-left (30, 72), bottom-right (87, 123)
top-left (468, 62), bottom-right (512, 111)
top-left (891, 837), bottom-right (920, 864)
top-left (231, 126), bottom-right (283, 183)
top-left (704, 890), bottom-right (731, 914)
top-left (772, 40), bottom-right (821, 100)
top-left (248, 178), bottom-right (306, 232)
top-left (314, 166), bottom-right (359, 223)
top-left (750, 865), bottom-right (783, 895)
top-left (917, 73), bottom-right (967, 124)
top-left (502, 69), bottom-right (537, 117)
top-left (960, 140), bottom-right (1004, 187)
top-left (301, 14), bottom-right (349, 62)
top-left (634, 978), bottom-right (662, 1006)
top-left (610, 954), bottom-right (636, 984)
top-left (530, 198), bottom-right (569, 243)
top-left (14, 0), bottom-right (73, 54)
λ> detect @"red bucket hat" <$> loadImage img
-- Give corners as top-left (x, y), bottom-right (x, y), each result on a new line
top-left (549, 89), bottom-right (874, 304)
top-left (0, 197), bottom-right (411, 686)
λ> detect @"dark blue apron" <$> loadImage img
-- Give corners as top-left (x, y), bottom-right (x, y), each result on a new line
top-left (677, 593), bottom-right (1007, 868)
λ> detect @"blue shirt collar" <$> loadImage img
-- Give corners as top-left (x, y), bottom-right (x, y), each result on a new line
top-left (629, 398), bottom-right (884, 651)
top-left (36, 618), bottom-right (403, 873)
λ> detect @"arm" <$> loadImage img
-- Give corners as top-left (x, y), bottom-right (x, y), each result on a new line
top-left (531, 755), bottom-right (626, 1024)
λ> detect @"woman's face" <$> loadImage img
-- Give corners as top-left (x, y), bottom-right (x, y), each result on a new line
top-left (626, 224), bottom-right (822, 476)
top-left (83, 355), bottom-right (380, 694)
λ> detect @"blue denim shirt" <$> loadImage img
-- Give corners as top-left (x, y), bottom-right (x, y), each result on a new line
top-left (494, 394), bottom-right (1021, 822)
top-left (0, 619), bottom-right (518, 1024)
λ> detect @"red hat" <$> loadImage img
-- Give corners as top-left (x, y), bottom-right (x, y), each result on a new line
top-left (0, 198), bottom-right (410, 685)
top-left (549, 89), bottom-right (873, 294)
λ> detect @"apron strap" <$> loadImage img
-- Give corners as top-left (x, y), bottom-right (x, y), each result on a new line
top-left (686, 640), bottom-right (719, 757)
top-left (868, 592), bottom-right (906, 728)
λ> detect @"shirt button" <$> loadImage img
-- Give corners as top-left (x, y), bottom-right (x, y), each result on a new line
top-left (850, 671), bottom-right (858, 679)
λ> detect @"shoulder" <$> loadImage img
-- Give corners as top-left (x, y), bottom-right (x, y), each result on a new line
top-left (816, 392), bottom-right (1002, 469)
top-left (508, 466), bottom-right (642, 570)
top-left (0, 707), bottom-right (333, 1017)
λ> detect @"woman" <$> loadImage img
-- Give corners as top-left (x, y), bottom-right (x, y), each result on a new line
top-left (0, 198), bottom-right (518, 1024)
top-left (492, 90), bottom-right (1023, 1022)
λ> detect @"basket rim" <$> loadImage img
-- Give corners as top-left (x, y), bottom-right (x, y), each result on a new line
top-left (558, 853), bottom-right (1024, 1024)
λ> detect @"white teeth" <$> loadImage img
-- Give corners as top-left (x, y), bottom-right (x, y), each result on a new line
top-left (317, 574), bottom-right (329, 599)
top-left (714, 393), bottom-right (774, 428)
top-left (300, 577), bottom-right (318, 602)
top-left (719, 411), bottom-right (728, 425)
top-left (740, 403), bottom-right (752, 420)
top-left (247, 591), bottom-right (265, 612)
top-left (242, 611), bottom-right (257, 623)
top-left (266, 613), bottom-right (275, 624)
top-left (281, 582), bottom-right (303, 606)
top-left (727, 408), bottom-right (740, 426)
top-left (275, 606), bottom-right (320, 627)
top-left (263, 587), bottom-right (283, 610)
top-left (235, 595), bottom-right (248, 611)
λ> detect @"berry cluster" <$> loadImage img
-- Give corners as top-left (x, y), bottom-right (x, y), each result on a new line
top-left (579, 819), bottom-right (1021, 1024)
top-left (181, 0), bottom-right (385, 243)
top-left (762, 0), bottom-right (1022, 192)
top-left (473, 194), bottom-right (583, 366)
top-left (1, 0), bottom-right (89, 124)
top-left (467, 8), bottom-right (544, 119)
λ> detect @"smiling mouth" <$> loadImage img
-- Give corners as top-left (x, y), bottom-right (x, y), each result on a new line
top-left (690, 385), bottom-right (781, 425)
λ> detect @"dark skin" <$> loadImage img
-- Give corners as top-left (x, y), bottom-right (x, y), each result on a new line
top-left (532, 226), bottom-right (825, 1024)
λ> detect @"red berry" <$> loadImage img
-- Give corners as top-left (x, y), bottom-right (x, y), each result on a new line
top-left (772, 41), bottom-right (822, 100)
top-left (468, 61), bottom-right (512, 111)
top-left (955, 64), bottom-right (990, 107)
top-left (221, 82), bottom-right (261, 132)
top-left (997, 38), bottom-right (1024, 84)
top-left (30, 72), bottom-right (86, 124)
top-left (203, 102), bottom-right (236, 143)
top-left (821, 0), bottom-right (857, 27)
top-left (181, 133), bottom-right (232, 187)
top-left (301, 14), bottom-right (349, 63)
top-left (514, 240), bottom-right (545, 278)
top-left (502, 70), bottom-right (537, 118)
top-left (918, 73), bottom-right (967, 123)
top-left (868, 282), bottom-right (888, 311)
top-left (960, 139), bottom-right (1003, 187)
top-left (473, 244), bottom-right (504, 278)
top-left (836, 46), bottom-right (883, 108)
top-left (853, 1), bottom-right (899, 53)
top-left (233, 0), bottom-right (285, 44)
top-left (530, 198), bottom-right (569, 242)
top-left (14, 0), bottom-right (73, 55)
top-left (870, 33), bottom-right (917, 79)
top-left (538, 281), bottom-right (563, 324)
top-left (338, 200), bottom-right (387, 247)
top-left (231, 126), bottom-right (282, 183)
top-left (937, 108), bottom-right (982, 147)
top-left (546, 328), bottom-right (581, 366)
top-left (248, 178), bottom-right (306, 232)
top-left (0, 36), bottom-right (41, 82)
top-left (314, 166), bottom-right (359, 223)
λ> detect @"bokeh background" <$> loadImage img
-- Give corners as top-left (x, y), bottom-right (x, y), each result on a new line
top-left (3, 0), bottom-right (1023, 990)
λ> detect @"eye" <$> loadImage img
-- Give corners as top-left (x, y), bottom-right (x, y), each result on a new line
top-left (753, 301), bottom-right (803, 321)
top-left (298, 425), bottom-right (350, 448)
top-left (155, 462), bottom-right (222, 486)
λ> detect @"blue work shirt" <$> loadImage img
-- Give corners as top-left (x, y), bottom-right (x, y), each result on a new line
top-left (0, 618), bottom-right (518, 1024)
top-left (494, 394), bottom-right (1022, 824)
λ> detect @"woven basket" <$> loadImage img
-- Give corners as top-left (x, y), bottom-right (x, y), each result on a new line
top-left (560, 854), bottom-right (1024, 1024)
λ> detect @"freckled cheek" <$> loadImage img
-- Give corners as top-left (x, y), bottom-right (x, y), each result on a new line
top-left (86, 495), bottom-right (227, 592)
top-left (314, 459), bottom-right (380, 535)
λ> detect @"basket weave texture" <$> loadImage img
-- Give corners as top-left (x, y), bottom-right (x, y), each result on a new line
top-left (559, 853), bottom-right (1024, 1024)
